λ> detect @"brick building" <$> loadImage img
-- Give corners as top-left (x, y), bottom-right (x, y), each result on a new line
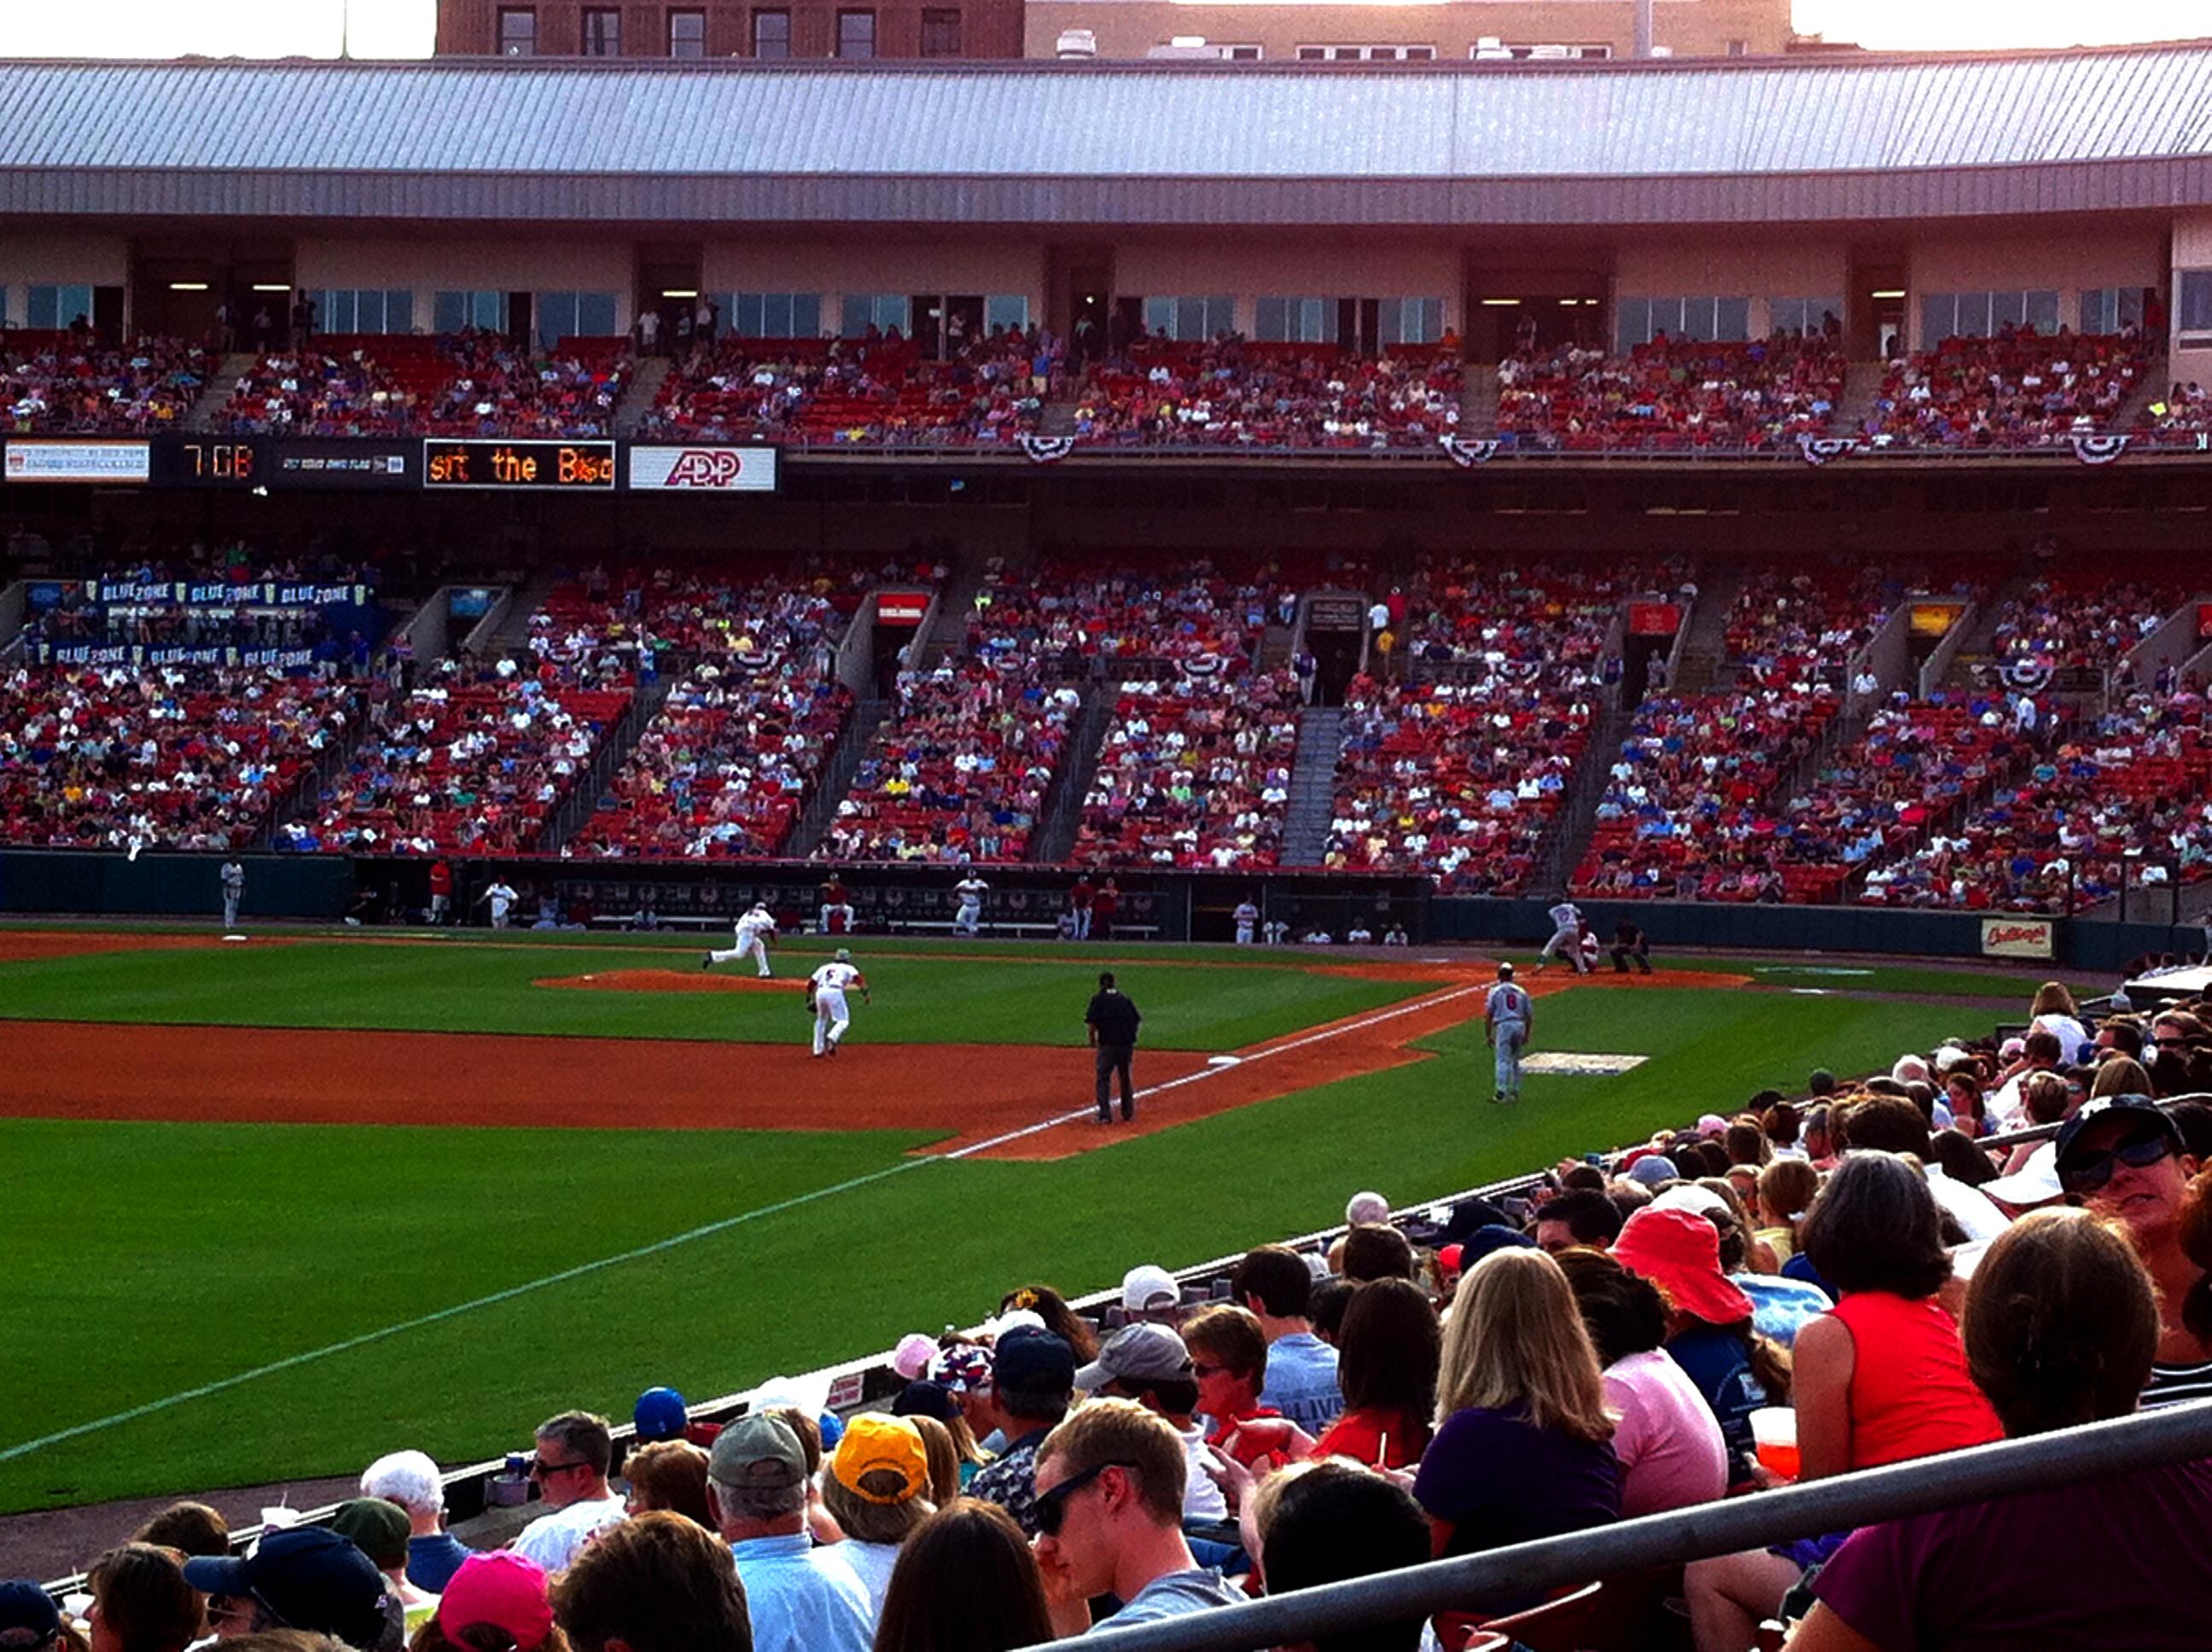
top-left (435, 0), bottom-right (1024, 60)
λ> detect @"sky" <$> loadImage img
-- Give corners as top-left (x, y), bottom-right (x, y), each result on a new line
top-left (0, 0), bottom-right (2205, 56)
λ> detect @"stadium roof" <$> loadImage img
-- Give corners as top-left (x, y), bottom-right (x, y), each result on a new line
top-left (4, 44), bottom-right (2212, 227)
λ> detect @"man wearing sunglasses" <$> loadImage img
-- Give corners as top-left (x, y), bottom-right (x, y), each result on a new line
top-left (510, 1411), bottom-right (626, 1573)
top-left (2056, 1096), bottom-right (2212, 1408)
top-left (1030, 1398), bottom-right (1243, 1637)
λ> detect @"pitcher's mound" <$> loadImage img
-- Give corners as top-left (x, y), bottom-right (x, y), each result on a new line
top-left (538, 969), bottom-right (805, 994)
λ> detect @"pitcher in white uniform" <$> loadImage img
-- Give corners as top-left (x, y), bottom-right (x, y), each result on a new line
top-left (1484, 962), bottom-right (1534, 1105)
top-left (808, 948), bottom-right (871, 1057)
top-left (705, 901), bottom-right (777, 977)
top-left (952, 874), bottom-right (990, 938)
top-left (1536, 899), bottom-right (1588, 974)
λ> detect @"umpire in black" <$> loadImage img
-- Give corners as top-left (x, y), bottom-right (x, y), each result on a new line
top-left (1086, 971), bottom-right (1143, 1123)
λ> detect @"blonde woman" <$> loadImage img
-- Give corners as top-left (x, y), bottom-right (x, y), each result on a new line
top-left (1412, 1248), bottom-right (1619, 1612)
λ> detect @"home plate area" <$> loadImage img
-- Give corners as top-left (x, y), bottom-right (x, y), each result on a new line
top-left (1520, 1052), bottom-right (1650, 1076)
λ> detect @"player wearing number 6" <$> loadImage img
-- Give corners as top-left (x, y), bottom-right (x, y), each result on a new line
top-left (1484, 963), bottom-right (1534, 1106)
top-left (807, 948), bottom-right (872, 1058)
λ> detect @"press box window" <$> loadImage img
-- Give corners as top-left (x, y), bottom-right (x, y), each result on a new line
top-left (752, 9), bottom-right (790, 58)
top-left (498, 7), bottom-right (536, 55)
top-left (2079, 287), bottom-right (2145, 336)
top-left (582, 9), bottom-right (620, 55)
top-left (26, 283), bottom-right (95, 329)
top-left (724, 292), bottom-right (824, 338)
top-left (1769, 297), bottom-right (1844, 337)
top-left (837, 10), bottom-right (876, 57)
top-left (1141, 294), bottom-right (1235, 341)
top-left (920, 8), bottom-right (961, 55)
top-left (668, 9), bottom-right (706, 55)
top-left (1616, 296), bottom-right (1750, 351)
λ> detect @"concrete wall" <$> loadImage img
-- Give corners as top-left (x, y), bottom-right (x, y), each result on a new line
top-left (0, 231), bottom-right (130, 332)
top-left (1115, 238), bottom-right (1460, 332)
top-left (1613, 239), bottom-right (1848, 337)
top-left (294, 236), bottom-right (636, 330)
top-left (701, 240), bottom-right (1046, 310)
top-left (1908, 231), bottom-right (2167, 347)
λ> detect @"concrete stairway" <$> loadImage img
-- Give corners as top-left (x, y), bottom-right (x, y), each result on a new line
top-left (183, 353), bottom-right (256, 432)
top-left (482, 567), bottom-right (563, 654)
top-left (1532, 702), bottom-right (1633, 896)
top-left (1937, 566), bottom-right (2038, 690)
top-left (538, 677), bottom-right (672, 853)
top-left (2112, 357), bottom-right (2170, 434)
top-left (1460, 362), bottom-right (1500, 438)
top-left (911, 559), bottom-right (987, 672)
top-left (1664, 564), bottom-right (1749, 695)
top-left (612, 356), bottom-right (672, 437)
top-left (1029, 683), bottom-right (1115, 863)
top-left (1831, 359), bottom-right (1889, 439)
top-left (1278, 706), bottom-right (1345, 867)
top-left (784, 695), bottom-right (889, 860)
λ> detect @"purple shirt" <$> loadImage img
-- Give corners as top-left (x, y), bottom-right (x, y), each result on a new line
top-left (1412, 1403), bottom-right (1619, 1573)
top-left (1813, 1457), bottom-right (2212, 1650)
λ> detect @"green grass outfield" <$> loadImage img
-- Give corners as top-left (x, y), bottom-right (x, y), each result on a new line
top-left (0, 928), bottom-right (2043, 1514)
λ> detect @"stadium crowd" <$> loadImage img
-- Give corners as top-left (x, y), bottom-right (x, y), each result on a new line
top-left (218, 334), bottom-right (629, 439)
top-left (1496, 337), bottom-right (1845, 451)
top-left (1862, 329), bottom-right (2151, 449)
top-left (26, 978), bottom-right (2212, 1652)
top-left (1068, 340), bottom-right (1463, 450)
top-left (1, 333), bottom-right (213, 433)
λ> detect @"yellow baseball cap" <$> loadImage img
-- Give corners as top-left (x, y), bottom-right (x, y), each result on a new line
top-left (830, 1414), bottom-right (928, 1505)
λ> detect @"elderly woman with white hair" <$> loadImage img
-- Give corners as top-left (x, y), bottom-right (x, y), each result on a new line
top-left (359, 1448), bottom-right (471, 1591)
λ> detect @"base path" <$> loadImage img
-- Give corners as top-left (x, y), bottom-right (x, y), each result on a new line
top-left (0, 967), bottom-right (1733, 1160)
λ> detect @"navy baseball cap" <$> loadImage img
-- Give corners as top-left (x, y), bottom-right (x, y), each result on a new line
top-left (183, 1527), bottom-right (392, 1649)
top-left (991, 1327), bottom-right (1074, 1396)
top-left (891, 1380), bottom-right (959, 1422)
top-left (0, 1580), bottom-right (62, 1645)
top-left (2054, 1096), bottom-right (2180, 1171)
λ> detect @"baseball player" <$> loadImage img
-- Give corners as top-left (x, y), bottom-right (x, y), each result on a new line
top-left (1536, 899), bottom-right (1589, 975)
top-left (1232, 897), bottom-right (1260, 945)
top-left (1483, 963), bottom-right (1534, 1106)
top-left (219, 858), bottom-right (244, 930)
top-left (806, 947), bottom-right (871, 1058)
top-left (478, 878), bottom-right (518, 931)
top-left (1262, 917), bottom-right (1290, 945)
top-left (1577, 921), bottom-right (1604, 974)
top-left (705, 901), bottom-right (777, 977)
top-left (952, 873), bottom-right (990, 938)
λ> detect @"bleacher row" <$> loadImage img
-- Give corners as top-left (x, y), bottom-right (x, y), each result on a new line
top-left (4, 550), bottom-right (2209, 910)
top-left (11, 324), bottom-right (2210, 451)
top-left (44, 985), bottom-right (2212, 1652)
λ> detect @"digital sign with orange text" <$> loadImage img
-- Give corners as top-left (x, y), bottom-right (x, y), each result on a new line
top-left (421, 439), bottom-right (618, 491)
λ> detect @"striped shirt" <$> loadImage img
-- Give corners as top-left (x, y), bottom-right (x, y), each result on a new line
top-left (2142, 1359), bottom-right (2212, 1409)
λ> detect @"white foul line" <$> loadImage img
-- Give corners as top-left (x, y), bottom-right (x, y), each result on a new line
top-left (0, 979), bottom-right (1484, 1466)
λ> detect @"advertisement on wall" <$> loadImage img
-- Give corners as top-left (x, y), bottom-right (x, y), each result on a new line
top-left (422, 439), bottom-right (617, 490)
top-left (1981, 917), bottom-right (2056, 960)
top-left (271, 439), bottom-right (416, 489)
top-left (876, 590), bottom-right (931, 625)
top-left (626, 445), bottom-right (779, 492)
top-left (3, 439), bottom-right (152, 484)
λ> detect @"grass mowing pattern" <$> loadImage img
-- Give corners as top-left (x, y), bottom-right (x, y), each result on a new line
top-left (0, 986), bottom-right (1986, 1512)
top-left (0, 944), bottom-right (1421, 1050)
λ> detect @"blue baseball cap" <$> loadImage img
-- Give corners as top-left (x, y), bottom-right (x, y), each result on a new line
top-left (991, 1327), bottom-right (1074, 1397)
top-left (633, 1387), bottom-right (690, 1442)
top-left (816, 1412), bottom-right (847, 1451)
top-left (0, 1580), bottom-right (62, 1642)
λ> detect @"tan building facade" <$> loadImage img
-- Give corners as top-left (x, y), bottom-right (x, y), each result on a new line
top-left (436, 0), bottom-right (1025, 61)
top-left (1026, 0), bottom-right (1794, 63)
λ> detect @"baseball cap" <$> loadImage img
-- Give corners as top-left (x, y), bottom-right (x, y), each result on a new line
top-left (2054, 1096), bottom-right (2181, 1174)
top-left (1627, 1154), bottom-right (1678, 1189)
top-left (634, 1386), bottom-right (690, 1443)
top-left (182, 1527), bottom-right (393, 1651)
top-left (707, 1412), bottom-right (807, 1492)
top-left (891, 1380), bottom-right (959, 1422)
top-left (1458, 1224), bottom-right (1536, 1268)
top-left (0, 1580), bottom-right (62, 1646)
top-left (1982, 1142), bottom-right (2064, 1207)
top-left (439, 1553), bottom-right (556, 1652)
top-left (1074, 1323), bottom-right (1196, 1394)
top-left (830, 1415), bottom-right (928, 1505)
top-left (1651, 1184), bottom-right (1732, 1221)
top-left (817, 1412), bottom-right (847, 1452)
top-left (1696, 1114), bottom-right (1728, 1138)
top-left (990, 1327), bottom-right (1075, 1397)
top-left (327, 1498), bottom-right (410, 1571)
top-left (2000, 1036), bottom-right (2029, 1060)
top-left (928, 1343), bottom-right (992, 1394)
top-left (1121, 1263), bottom-right (1180, 1313)
top-left (1612, 1207), bottom-right (1755, 1328)
top-left (894, 1333), bottom-right (940, 1380)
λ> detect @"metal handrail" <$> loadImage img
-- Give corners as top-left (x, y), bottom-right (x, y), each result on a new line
top-left (1082, 1400), bottom-right (2212, 1652)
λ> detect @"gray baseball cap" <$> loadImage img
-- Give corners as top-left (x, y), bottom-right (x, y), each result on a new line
top-left (707, 1411), bottom-right (806, 1491)
top-left (1074, 1323), bottom-right (1195, 1393)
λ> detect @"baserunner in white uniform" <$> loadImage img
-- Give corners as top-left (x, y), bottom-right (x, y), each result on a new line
top-left (1484, 963), bottom-right (1534, 1106)
top-left (952, 874), bottom-right (990, 938)
top-left (1232, 898), bottom-right (1260, 945)
top-left (808, 948), bottom-right (871, 1057)
top-left (704, 901), bottom-right (777, 977)
top-left (1536, 899), bottom-right (1588, 974)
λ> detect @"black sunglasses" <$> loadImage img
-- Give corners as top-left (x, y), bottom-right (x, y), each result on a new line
top-left (530, 1457), bottom-right (588, 1480)
top-left (1033, 1460), bottom-right (1138, 1538)
top-left (2061, 1133), bottom-right (2174, 1194)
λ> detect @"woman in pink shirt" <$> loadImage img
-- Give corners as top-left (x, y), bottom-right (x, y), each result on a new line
top-left (1557, 1249), bottom-right (1727, 1517)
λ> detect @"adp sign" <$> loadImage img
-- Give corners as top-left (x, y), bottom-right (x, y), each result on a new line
top-left (628, 445), bottom-right (778, 493)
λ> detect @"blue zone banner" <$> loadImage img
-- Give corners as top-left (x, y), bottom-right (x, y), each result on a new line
top-left (30, 643), bottom-right (317, 668)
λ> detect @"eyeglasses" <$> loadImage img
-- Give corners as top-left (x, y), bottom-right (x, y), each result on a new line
top-left (530, 1457), bottom-right (588, 1480)
top-left (2060, 1133), bottom-right (2174, 1194)
top-left (1033, 1459), bottom-right (1138, 1539)
top-left (1190, 1361), bottom-right (1229, 1379)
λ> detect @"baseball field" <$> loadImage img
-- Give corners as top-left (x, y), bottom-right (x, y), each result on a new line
top-left (0, 923), bottom-right (2057, 1521)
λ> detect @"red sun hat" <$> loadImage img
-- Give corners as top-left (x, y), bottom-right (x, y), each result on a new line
top-left (439, 1553), bottom-right (556, 1652)
top-left (1611, 1206), bottom-right (1755, 1327)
